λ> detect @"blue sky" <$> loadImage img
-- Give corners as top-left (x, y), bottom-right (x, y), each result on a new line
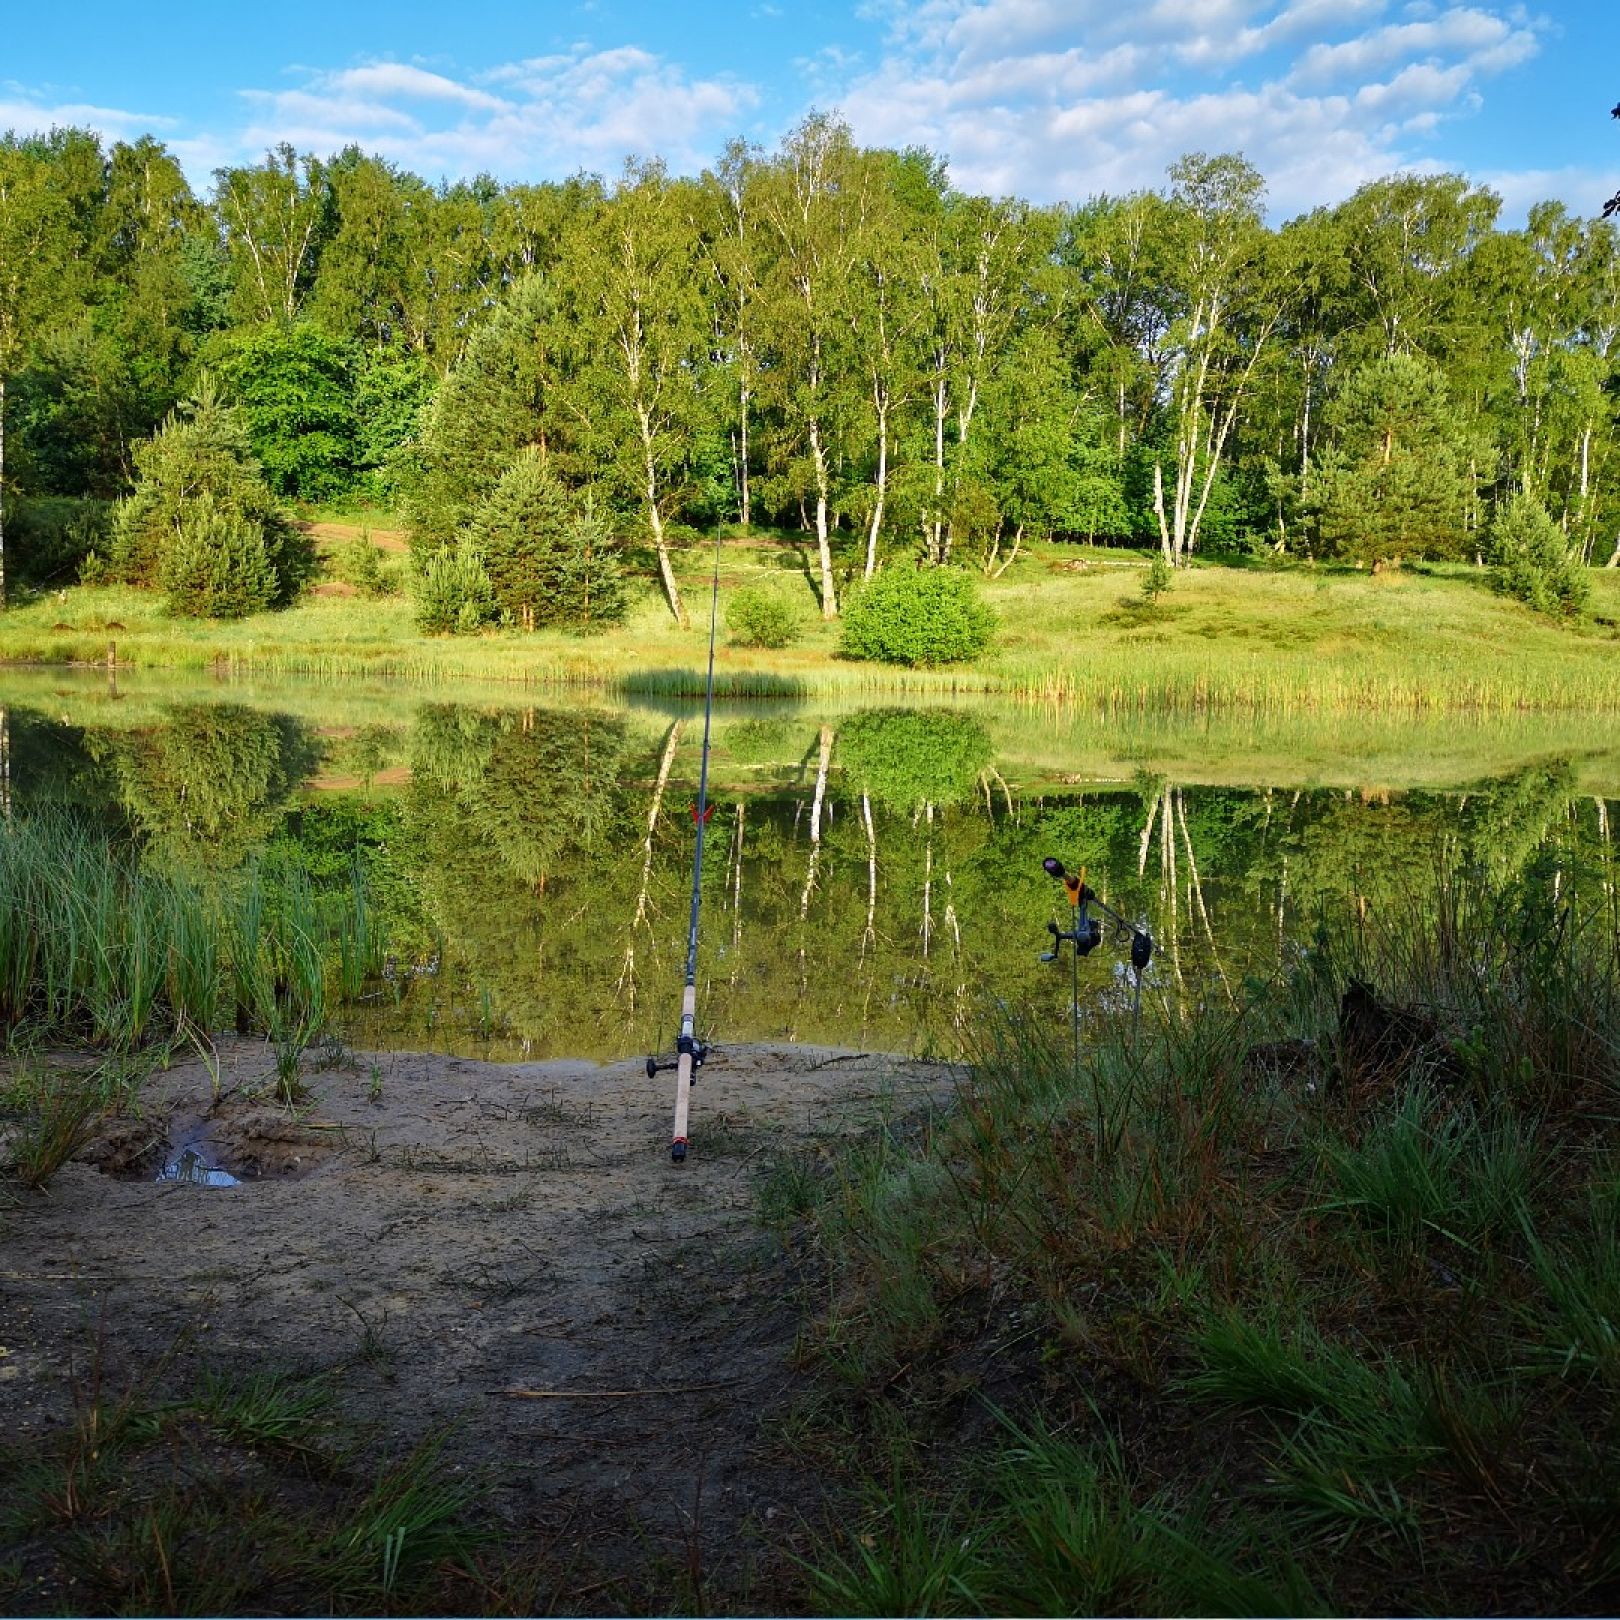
top-left (3, 1), bottom-right (1616, 220)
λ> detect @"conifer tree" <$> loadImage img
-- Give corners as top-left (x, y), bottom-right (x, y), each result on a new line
top-left (107, 378), bottom-right (310, 608)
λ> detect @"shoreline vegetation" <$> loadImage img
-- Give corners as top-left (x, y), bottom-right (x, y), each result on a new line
top-left (4, 533), bottom-right (1620, 714)
top-left (3, 818), bottom-right (1618, 1612)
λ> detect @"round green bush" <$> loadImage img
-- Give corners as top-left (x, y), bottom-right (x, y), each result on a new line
top-left (726, 582), bottom-right (803, 649)
top-left (839, 566), bottom-right (995, 667)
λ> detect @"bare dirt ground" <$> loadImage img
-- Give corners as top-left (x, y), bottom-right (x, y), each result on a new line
top-left (298, 521), bottom-right (410, 554)
top-left (1, 1040), bottom-right (954, 1611)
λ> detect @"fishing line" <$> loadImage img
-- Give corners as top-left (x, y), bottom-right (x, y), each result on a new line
top-left (647, 528), bottom-right (724, 1162)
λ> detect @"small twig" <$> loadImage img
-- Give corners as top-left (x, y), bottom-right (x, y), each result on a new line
top-left (492, 1379), bottom-right (738, 1399)
top-left (0, 1272), bottom-right (123, 1282)
top-left (624, 1227), bottom-right (726, 1244)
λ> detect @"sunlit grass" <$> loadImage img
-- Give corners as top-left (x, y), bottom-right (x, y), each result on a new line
top-left (5, 540), bottom-right (1620, 713)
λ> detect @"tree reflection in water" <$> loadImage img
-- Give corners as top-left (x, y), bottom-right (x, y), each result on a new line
top-left (4, 696), bottom-right (1612, 1062)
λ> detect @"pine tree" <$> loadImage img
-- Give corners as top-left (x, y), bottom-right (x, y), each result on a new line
top-left (108, 378), bottom-right (310, 606)
top-left (1491, 493), bottom-right (1590, 617)
top-left (158, 491), bottom-right (276, 618)
top-left (1308, 354), bottom-right (1470, 564)
top-left (466, 451), bottom-right (625, 631)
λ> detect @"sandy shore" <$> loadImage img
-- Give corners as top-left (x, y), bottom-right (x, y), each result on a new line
top-left (1, 1038), bottom-right (956, 1606)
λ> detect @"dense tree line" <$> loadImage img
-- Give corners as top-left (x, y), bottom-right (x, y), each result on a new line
top-left (3, 115), bottom-right (1618, 618)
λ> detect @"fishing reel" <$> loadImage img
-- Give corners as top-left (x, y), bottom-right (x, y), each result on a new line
top-left (646, 1032), bottom-right (708, 1082)
top-left (1038, 859), bottom-right (1154, 1068)
top-left (1038, 856), bottom-right (1153, 972)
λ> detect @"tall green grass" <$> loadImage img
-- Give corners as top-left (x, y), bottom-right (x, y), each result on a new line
top-left (780, 862), bottom-right (1620, 1614)
top-left (0, 811), bottom-right (386, 1056)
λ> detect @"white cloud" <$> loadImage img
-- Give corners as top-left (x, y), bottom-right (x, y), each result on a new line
top-left (227, 48), bottom-right (759, 181)
top-left (0, 91), bottom-right (178, 141)
top-left (1477, 163), bottom-right (1615, 223)
top-left (833, 0), bottom-right (1556, 215)
top-left (327, 64), bottom-right (511, 112)
top-left (1290, 7), bottom-right (1534, 86)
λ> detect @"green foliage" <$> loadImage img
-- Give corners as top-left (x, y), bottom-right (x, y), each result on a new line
top-left (1492, 493), bottom-right (1590, 618)
top-left (399, 275), bottom-right (553, 558)
top-left (88, 703), bottom-right (316, 870)
top-left (1308, 354), bottom-right (1471, 564)
top-left (0, 808), bottom-right (384, 1053)
top-left (212, 325), bottom-right (360, 502)
top-left (159, 492), bottom-right (277, 618)
top-left (3, 495), bottom-right (111, 585)
top-left (464, 450), bottom-right (625, 630)
top-left (726, 581), bottom-right (803, 648)
top-left (336, 532), bottom-right (394, 598)
top-left (837, 708), bottom-right (992, 811)
top-left (352, 350), bottom-right (436, 504)
top-left (839, 566), bottom-right (996, 666)
top-left (105, 380), bottom-right (312, 606)
top-left (1140, 552), bottom-right (1174, 605)
top-left (414, 539), bottom-right (497, 635)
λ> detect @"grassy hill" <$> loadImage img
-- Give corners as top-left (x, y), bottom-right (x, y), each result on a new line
top-left (4, 532), bottom-right (1618, 714)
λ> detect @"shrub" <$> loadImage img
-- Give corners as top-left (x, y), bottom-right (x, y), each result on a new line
top-left (415, 540), bottom-right (496, 635)
top-left (337, 532), bottom-right (394, 598)
top-left (839, 566), bottom-right (995, 667)
top-left (466, 452), bottom-right (626, 631)
top-left (107, 378), bottom-right (311, 606)
top-left (726, 582), bottom-right (803, 648)
top-left (1140, 553), bottom-right (1173, 605)
top-left (1492, 494), bottom-right (1589, 619)
top-left (159, 495), bottom-right (278, 619)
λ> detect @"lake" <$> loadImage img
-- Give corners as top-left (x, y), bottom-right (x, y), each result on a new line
top-left (3, 668), bottom-right (1616, 1061)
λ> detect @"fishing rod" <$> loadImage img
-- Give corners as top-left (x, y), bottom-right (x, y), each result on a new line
top-left (646, 530), bottom-right (724, 1163)
top-left (1037, 857), bottom-right (1153, 1069)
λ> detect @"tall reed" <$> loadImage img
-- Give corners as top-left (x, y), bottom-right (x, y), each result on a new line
top-left (0, 811), bottom-right (384, 1056)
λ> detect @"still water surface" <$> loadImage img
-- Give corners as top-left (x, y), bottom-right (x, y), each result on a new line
top-left (5, 671), bottom-right (1616, 1061)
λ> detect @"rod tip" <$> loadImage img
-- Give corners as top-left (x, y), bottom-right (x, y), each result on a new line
top-left (671, 1138), bottom-right (688, 1163)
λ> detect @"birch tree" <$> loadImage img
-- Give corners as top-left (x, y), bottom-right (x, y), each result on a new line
top-left (1153, 153), bottom-right (1281, 566)
top-left (552, 160), bottom-right (707, 625)
top-left (213, 144), bottom-right (333, 326)
top-left (757, 115), bottom-right (862, 618)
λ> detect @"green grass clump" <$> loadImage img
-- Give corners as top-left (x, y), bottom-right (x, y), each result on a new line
top-left (1, 1358), bottom-right (490, 1615)
top-left (776, 862), bottom-right (1620, 1615)
top-left (0, 812), bottom-right (387, 1069)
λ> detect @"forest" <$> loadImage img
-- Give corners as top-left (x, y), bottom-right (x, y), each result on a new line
top-left (1, 114), bottom-right (1616, 635)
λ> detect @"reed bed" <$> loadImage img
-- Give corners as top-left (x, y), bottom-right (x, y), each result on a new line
top-left (775, 861), bottom-right (1620, 1615)
top-left (0, 811), bottom-right (386, 1059)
